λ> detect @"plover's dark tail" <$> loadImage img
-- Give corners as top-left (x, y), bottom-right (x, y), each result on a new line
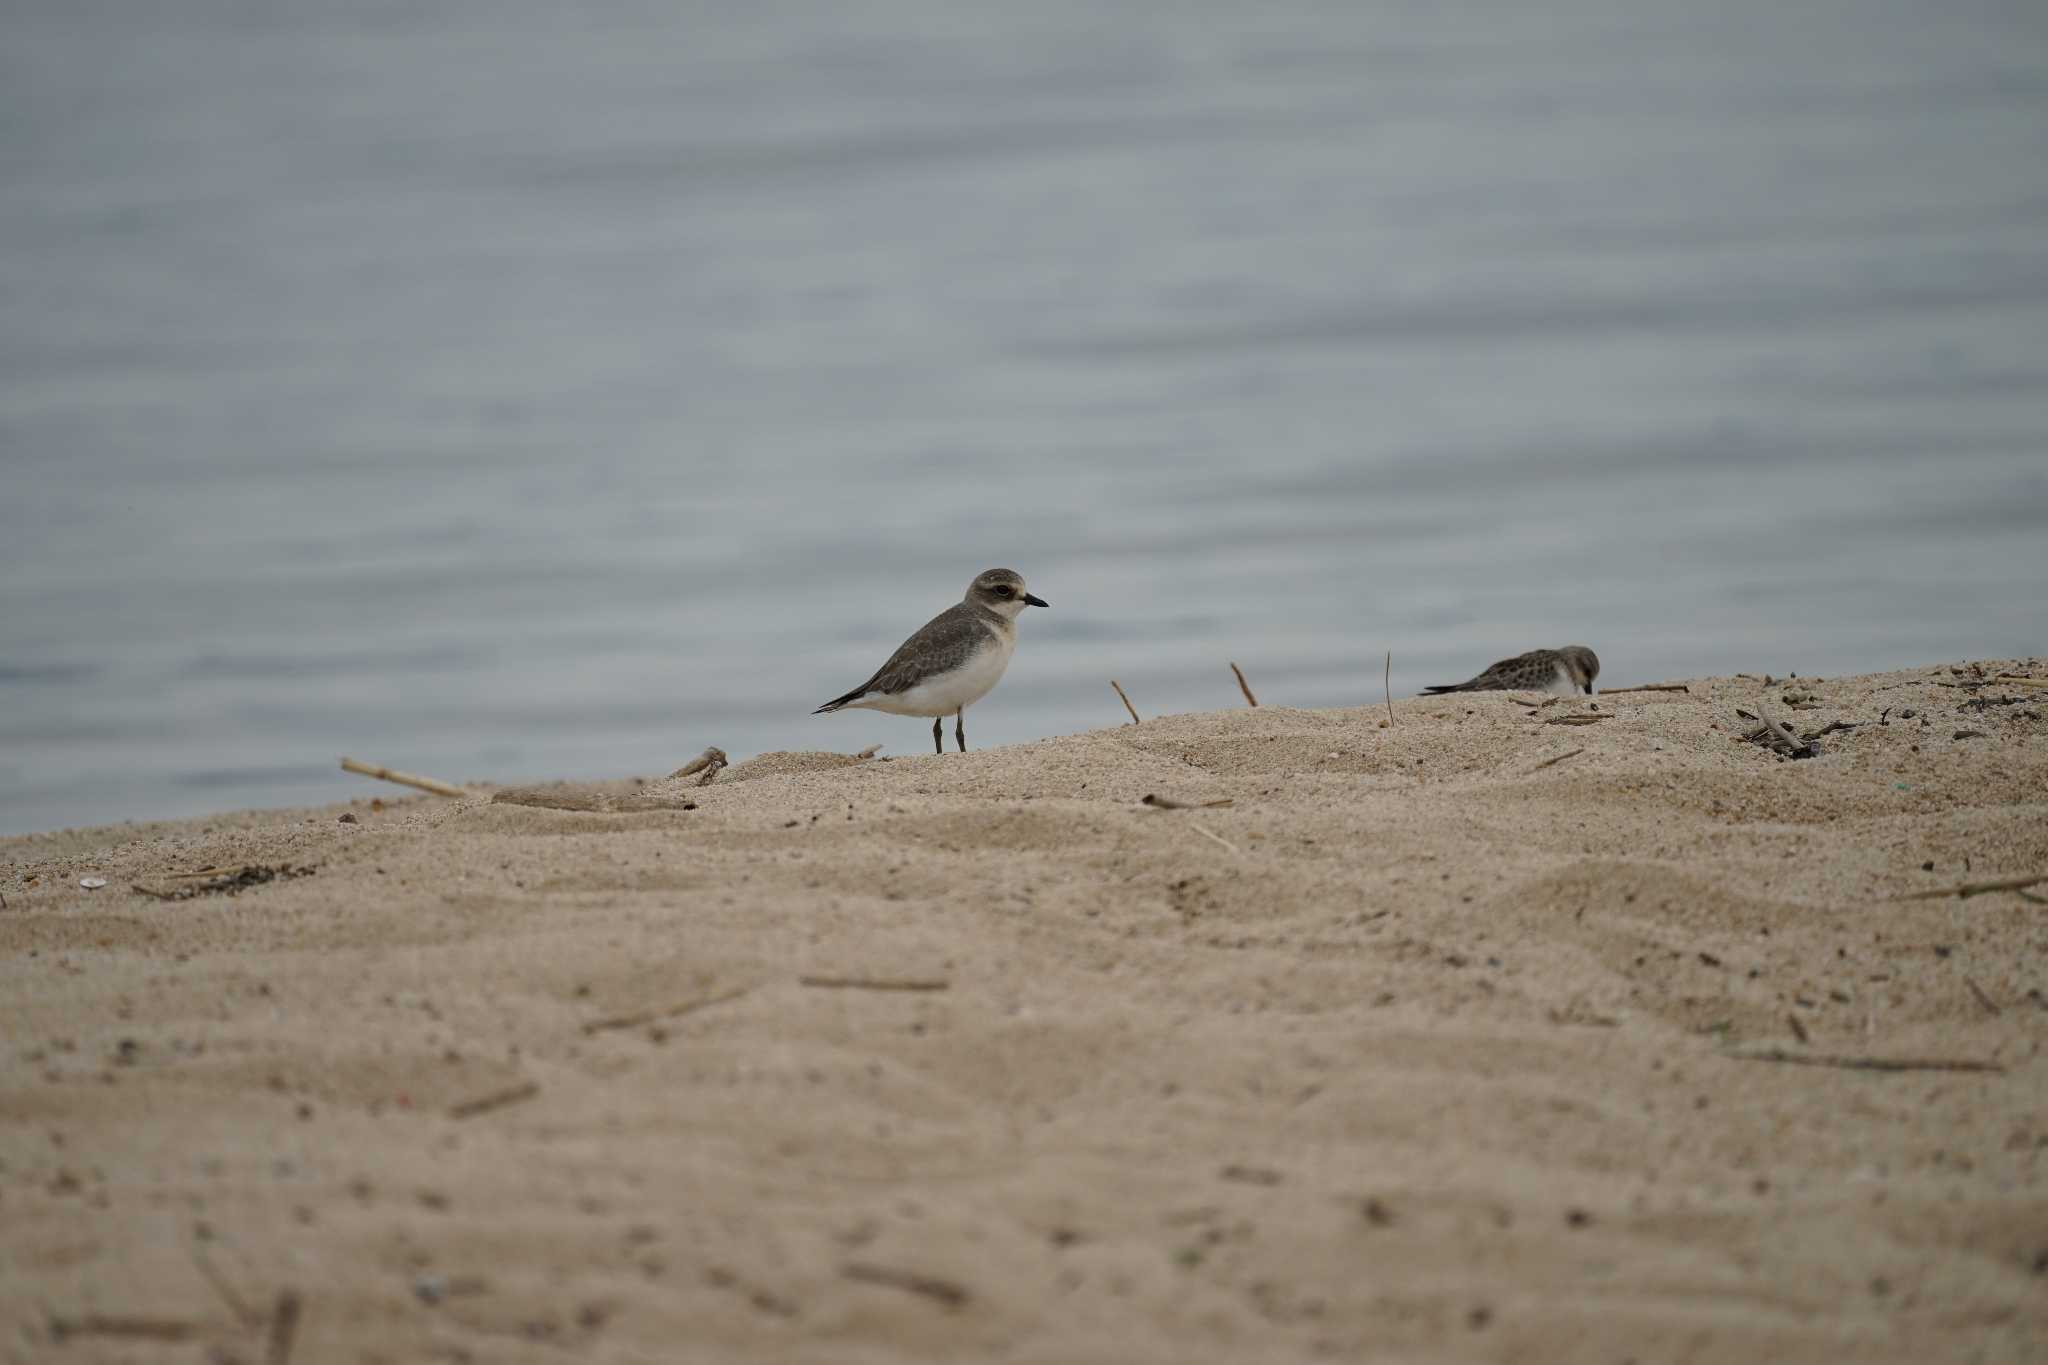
top-left (813, 688), bottom-right (868, 715)
top-left (1420, 681), bottom-right (1468, 695)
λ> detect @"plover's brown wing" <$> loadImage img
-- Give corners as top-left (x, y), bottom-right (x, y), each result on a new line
top-left (1423, 649), bottom-right (1557, 694)
top-left (814, 604), bottom-right (995, 713)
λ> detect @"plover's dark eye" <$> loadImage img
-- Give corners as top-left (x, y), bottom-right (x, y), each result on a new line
top-left (993, 585), bottom-right (1013, 597)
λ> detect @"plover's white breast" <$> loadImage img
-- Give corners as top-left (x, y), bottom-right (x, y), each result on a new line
top-left (1545, 661), bottom-right (1581, 696)
top-left (850, 632), bottom-right (1014, 717)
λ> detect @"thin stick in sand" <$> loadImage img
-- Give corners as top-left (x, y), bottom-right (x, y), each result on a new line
top-left (339, 757), bottom-right (474, 799)
top-left (1230, 661), bottom-right (1258, 707)
top-left (1603, 683), bottom-right (1691, 694)
top-left (1384, 650), bottom-right (1395, 727)
top-left (1110, 680), bottom-right (1141, 725)
top-left (1188, 822), bottom-right (1241, 856)
top-left (582, 985), bottom-right (752, 1035)
top-left (842, 1262), bottom-right (970, 1308)
top-left (447, 1081), bottom-right (540, 1120)
top-left (1724, 1048), bottom-right (2002, 1074)
top-left (1993, 675), bottom-right (2048, 688)
top-left (1141, 793), bottom-right (1234, 810)
top-left (799, 975), bottom-right (950, 992)
top-left (669, 747), bottom-right (729, 785)
top-left (48, 1317), bottom-right (200, 1344)
top-left (1529, 747), bottom-right (1584, 773)
top-left (1893, 871), bottom-right (2048, 901)
top-left (190, 1241), bottom-right (260, 1327)
top-left (265, 1290), bottom-right (303, 1365)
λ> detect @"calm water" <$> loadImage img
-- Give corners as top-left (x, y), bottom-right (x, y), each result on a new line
top-left (4, 1), bottom-right (2046, 834)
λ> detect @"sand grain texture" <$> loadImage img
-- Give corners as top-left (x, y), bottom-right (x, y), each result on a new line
top-left (4, 663), bottom-right (2045, 1363)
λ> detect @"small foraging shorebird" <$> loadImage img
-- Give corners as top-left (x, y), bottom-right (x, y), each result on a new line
top-left (1423, 645), bottom-right (1601, 697)
top-left (814, 568), bottom-right (1049, 754)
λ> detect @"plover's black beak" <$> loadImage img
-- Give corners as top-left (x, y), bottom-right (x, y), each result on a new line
top-left (1024, 593), bottom-right (1049, 608)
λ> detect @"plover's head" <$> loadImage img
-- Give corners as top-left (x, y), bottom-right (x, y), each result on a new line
top-left (1558, 645), bottom-right (1600, 694)
top-left (967, 568), bottom-right (1048, 619)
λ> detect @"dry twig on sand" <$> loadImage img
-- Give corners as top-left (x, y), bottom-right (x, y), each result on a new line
top-left (339, 757), bottom-right (474, 799)
top-left (190, 1242), bottom-right (260, 1326)
top-left (132, 864), bottom-right (315, 901)
top-left (1601, 683), bottom-right (1692, 694)
top-left (582, 985), bottom-right (752, 1035)
top-left (1545, 714), bottom-right (1612, 727)
top-left (1141, 793), bottom-right (1233, 810)
top-left (447, 1081), bottom-right (540, 1119)
top-left (1110, 680), bottom-right (1141, 725)
top-left (492, 787), bottom-right (697, 814)
top-left (799, 975), bottom-right (950, 992)
top-left (1724, 1048), bottom-right (2002, 1074)
top-left (668, 747), bottom-right (729, 785)
top-left (841, 1263), bottom-right (970, 1309)
top-left (1230, 661), bottom-right (1258, 707)
top-left (48, 1317), bottom-right (200, 1344)
top-left (1383, 651), bottom-right (1395, 727)
top-left (1529, 748), bottom-right (1585, 773)
top-left (1893, 872), bottom-right (2048, 901)
top-left (265, 1290), bottom-right (303, 1365)
top-left (1742, 700), bottom-right (1818, 759)
top-left (1993, 675), bottom-right (2048, 689)
top-left (1187, 823), bottom-right (1241, 857)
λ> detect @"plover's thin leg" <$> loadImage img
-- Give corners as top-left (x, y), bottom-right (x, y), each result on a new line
top-left (955, 710), bottom-right (966, 752)
top-left (931, 717), bottom-right (943, 755)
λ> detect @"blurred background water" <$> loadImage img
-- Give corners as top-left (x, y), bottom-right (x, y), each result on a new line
top-left (3, 0), bottom-right (2045, 834)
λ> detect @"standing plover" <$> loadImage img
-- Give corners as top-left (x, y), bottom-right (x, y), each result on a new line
top-left (1423, 646), bottom-right (1600, 696)
top-left (814, 568), bottom-right (1049, 754)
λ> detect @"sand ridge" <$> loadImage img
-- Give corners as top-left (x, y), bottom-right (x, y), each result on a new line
top-left (3, 662), bottom-right (2045, 1362)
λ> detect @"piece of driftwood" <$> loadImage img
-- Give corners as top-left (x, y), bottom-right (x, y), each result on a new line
top-left (665, 747), bottom-right (729, 785)
top-left (1893, 871), bottom-right (2048, 901)
top-left (340, 758), bottom-right (474, 799)
top-left (1141, 793), bottom-right (1234, 810)
top-left (265, 1290), bottom-right (302, 1365)
top-left (1742, 700), bottom-right (1819, 759)
top-left (447, 1081), bottom-right (540, 1119)
top-left (1601, 683), bottom-right (1691, 694)
top-left (132, 864), bottom-right (315, 902)
top-left (842, 1263), bottom-right (970, 1308)
top-left (1110, 680), bottom-right (1141, 725)
top-left (1545, 714), bottom-right (1613, 727)
top-left (1724, 1048), bottom-right (2002, 1075)
top-left (491, 787), bottom-right (698, 814)
top-left (1529, 748), bottom-right (1585, 773)
top-left (1993, 675), bottom-right (2047, 689)
top-left (799, 975), bottom-right (950, 992)
top-left (582, 985), bottom-right (752, 1034)
top-left (1187, 823), bottom-right (1241, 856)
top-left (1230, 661), bottom-right (1258, 707)
top-left (48, 1317), bottom-right (200, 1343)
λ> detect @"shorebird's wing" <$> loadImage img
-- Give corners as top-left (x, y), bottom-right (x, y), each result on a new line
top-left (814, 604), bottom-right (994, 712)
top-left (1423, 649), bottom-right (1553, 694)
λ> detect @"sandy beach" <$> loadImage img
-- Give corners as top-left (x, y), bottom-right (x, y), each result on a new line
top-left (4, 660), bottom-right (2044, 1364)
